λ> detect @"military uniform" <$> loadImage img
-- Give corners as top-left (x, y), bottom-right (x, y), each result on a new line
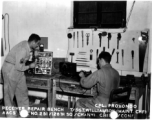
top-left (76, 64), bottom-right (120, 110)
top-left (2, 41), bottom-right (31, 117)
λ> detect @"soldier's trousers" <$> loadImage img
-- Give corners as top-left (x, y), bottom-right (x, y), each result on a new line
top-left (2, 62), bottom-right (29, 117)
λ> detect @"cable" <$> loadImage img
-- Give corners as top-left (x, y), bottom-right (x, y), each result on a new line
top-left (125, 0), bottom-right (136, 31)
top-left (66, 35), bottom-right (70, 59)
top-left (82, 89), bottom-right (87, 95)
top-left (59, 76), bottom-right (64, 93)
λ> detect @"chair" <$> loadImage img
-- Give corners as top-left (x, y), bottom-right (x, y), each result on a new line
top-left (86, 86), bottom-right (132, 119)
top-left (107, 86), bottom-right (133, 119)
top-left (109, 86), bottom-right (131, 104)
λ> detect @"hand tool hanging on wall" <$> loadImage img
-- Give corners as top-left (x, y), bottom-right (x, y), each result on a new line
top-left (98, 33), bottom-right (102, 47)
top-left (76, 59), bottom-right (89, 65)
top-left (78, 51), bottom-right (87, 55)
top-left (90, 49), bottom-right (93, 60)
top-left (116, 52), bottom-right (119, 63)
top-left (77, 63), bottom-right (88, 66)
top-left (70, 52), bottom-right (75, 63)
top-left (86, 33), bottom-right (90, 46)
top-left (77, 64), bottom-right (90, 67)
top-left (76, 54), bottom-right (88, 63)
top-left (76, 60), bottom-right (89, 62)
top-left (77, 31), bottom-right (79, 48)
top-left (107, 33), bottom-right (112, 49)
top-left (103, 47), bottom-right (105, 52)
top-left (132, 38), bottom-right (135, 43)
top-left (131, 50), bottom-right (134, 69)
top-left (96, 49), bottom-right (99, 59)
top-left (76, 61), bottom-right (90, 67)
top-left (138, 30), bottom-right (148, 72)
top-left (81, 31), bottom-right (84, 47)
top-left (122, 49), bottom-right (124, 65)
top-left (73, 32), bottom-right (75, 47)
top-left (96, 49), bottom-right (99, 66)
top-left (76, 58), bottom-right (87, 60)
top-left (78, 52), bottom-right (87, 58)
top-left (117, 33), bottom-right (121, 49)
top-left (111, 48), bottom-right (115, 56)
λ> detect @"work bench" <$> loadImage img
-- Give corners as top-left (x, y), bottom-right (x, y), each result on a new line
top-left (26, 74), bottom-right (52, 109)
top-left (26, 73), bottom-right (145, 119)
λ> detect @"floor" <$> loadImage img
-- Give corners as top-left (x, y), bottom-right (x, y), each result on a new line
top-left (0, 97), bottom-right (73, 118)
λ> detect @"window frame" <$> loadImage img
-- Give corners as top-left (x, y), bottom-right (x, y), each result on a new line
top-left (73, 1), bottom-right (127, 29)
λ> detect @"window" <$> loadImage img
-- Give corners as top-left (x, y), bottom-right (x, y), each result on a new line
top-left (73, 1), bottom-right (127, 28)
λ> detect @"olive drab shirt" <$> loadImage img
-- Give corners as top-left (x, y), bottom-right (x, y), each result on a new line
top-left (80, 64), bottom-right (120, 105)
top-left (2, 41), bottom-right (32, 81)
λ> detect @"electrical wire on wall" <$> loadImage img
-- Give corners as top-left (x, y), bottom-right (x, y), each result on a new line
top-left (1, 15), bottom-right (4, 57)
top-left (125, 0), bottom-right (136, 32)
top-left (3, 13), bottom-right (10, 52)
top-left (65, 29), bottom-right (70, 59)
top-left (66, 33), bottom-right (70, 59)
top-left (1, 37), bottom-right (4, 57)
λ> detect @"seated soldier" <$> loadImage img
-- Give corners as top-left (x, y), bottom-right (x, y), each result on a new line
top-left (75, 51), bottom-right (120, 118)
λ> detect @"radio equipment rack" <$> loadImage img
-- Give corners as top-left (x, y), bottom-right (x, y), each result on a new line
top-left (35, 51), bottom-right (53, 75)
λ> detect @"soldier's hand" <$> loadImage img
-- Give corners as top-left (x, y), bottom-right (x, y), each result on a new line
top-left (29, 62), bottom-right (36, 68)
top-left (34, 50), bottom-right (39, 57)
top-left (79, 71), bottom-right (85, 78)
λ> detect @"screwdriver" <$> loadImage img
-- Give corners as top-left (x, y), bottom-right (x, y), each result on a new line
top-left (103, 47), bottom-right (105, 52)
top-left (111, 48), bottom-right (115, 56)
top-left (98, 33), bottom-right (102, 47)
top-left (117, 33), bottom-right (121, 49)
top-left (122, 49), bottom-right (124, 65)
top-left (81, 31), bottom-right (84, 47)
top-left (77, 31), bottom-right (79, 48)
top-left (116, 52), bottom-right (119, 63)
top-left (90, 49), bottom-right (93, 60)
top-left (96, 49), bottom-right (99, 58)
top-left (70, 53), bottom-right (75, 63)
top-left (86, 33), bottom-right (90, 46)
top-left (108, 33), bottom-right (112, 48)
top-left (131, 50), bottom-right (134, 69)
top-left (96, 49), bottom-right (99, 62)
